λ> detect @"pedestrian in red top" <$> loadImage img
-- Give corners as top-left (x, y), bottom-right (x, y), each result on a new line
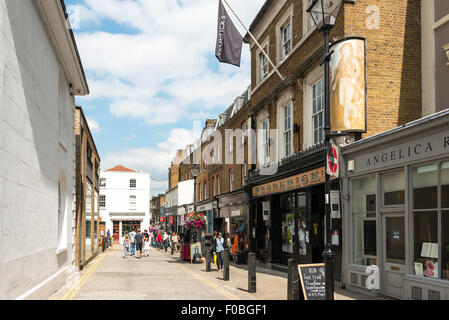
top-left (157, 233), bottom-right (162, 250)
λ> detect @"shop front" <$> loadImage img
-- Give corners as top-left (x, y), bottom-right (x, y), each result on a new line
top-left (217, 190), bottom-right (249, 262)
top-left (177, 204), bottom-right (195, 235)
top-left (341, 110), bottom-right (449, 299)
top-left (250, 167), bottom-right (328, 266)
top-left (196, 199), bottom-right (217, 235)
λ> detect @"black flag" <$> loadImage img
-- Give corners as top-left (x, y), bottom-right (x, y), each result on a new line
top-left (215, 0), bottom-right (243, 67)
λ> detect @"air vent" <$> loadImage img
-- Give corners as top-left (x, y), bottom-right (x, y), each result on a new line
top-left (411, 286), bottom-right (422, 300)
top-left (428, 290), bottom-right (441, 300)
top-left (351, 273), bottom-right (358, 285)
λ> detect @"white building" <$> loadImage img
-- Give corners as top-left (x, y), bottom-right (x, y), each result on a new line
top-left (0, 0), bottom-right (89, 299)
top-left (99, 165), bottom-right (151, 243)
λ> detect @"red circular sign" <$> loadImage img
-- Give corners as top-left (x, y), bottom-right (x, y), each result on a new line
top-left (328, 146), bottom-right (338, 173)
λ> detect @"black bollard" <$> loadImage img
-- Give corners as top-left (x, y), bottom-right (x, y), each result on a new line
top-left (248, 252), bottom-right (256, 293)
top-left (323, 243), bottom-right (335, 300)
top-left (206, 246), bottom-right (211, 272)
top-left (292, 263), bottom-right (300, 300)
top-left (223, 248), bottom-right (230, 281)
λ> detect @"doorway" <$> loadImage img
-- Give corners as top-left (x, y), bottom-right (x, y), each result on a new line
top-left (381, 212), bottom-right (406, 299)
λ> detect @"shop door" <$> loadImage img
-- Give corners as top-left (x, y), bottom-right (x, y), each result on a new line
top-left (381, 213), bottom-right (406, 299)
top-left (113, 222), bottom-right (120, 243)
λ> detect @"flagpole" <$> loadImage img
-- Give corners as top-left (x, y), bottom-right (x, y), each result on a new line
top-left (221, 0), bottom-right (285, 81)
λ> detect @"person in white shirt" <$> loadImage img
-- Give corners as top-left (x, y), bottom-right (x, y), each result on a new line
top-left (143, 238), bottom-right (150, 257)
top-left (128, 228), bottom-right (137, 256)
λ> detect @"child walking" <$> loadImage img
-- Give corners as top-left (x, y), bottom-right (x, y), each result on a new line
top-left (143, 237), bottom-right (151, 257)
top-left (123, 235), bottom-right (130, 258)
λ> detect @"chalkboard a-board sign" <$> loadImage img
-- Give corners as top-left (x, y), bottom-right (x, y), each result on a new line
top-left (298, 263), bottom-right (327, 300)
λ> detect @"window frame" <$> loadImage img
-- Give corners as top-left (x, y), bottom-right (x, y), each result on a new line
top-left (280, 21), bottom-right (291, 60)
top-left (99, 195), bottom-right (106, 208)
top-left (129, 195), bottom-right (137, 211)
top-left (130, 179), bottom-right (136, 189)
top-left (283, 103), bottom-right (293, 158)
top-left (312, 78), bottom-right (325, 145)
top-left (229, 169), bottom-right (234, 192)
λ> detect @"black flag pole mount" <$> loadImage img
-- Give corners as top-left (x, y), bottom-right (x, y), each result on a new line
top-left (219, 0), bottom-right (285, 81)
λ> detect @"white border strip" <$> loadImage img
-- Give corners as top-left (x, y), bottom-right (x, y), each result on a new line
top-left (15, 266), bottom-right (70, 300)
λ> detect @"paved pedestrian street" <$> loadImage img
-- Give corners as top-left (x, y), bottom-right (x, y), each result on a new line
top-left (49, 246), bottom-right (389, 301)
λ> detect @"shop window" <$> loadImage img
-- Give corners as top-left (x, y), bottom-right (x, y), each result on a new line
top-left (382, 171), bottom-right (405, 206)
top-left (412, 164), bottom-right (438, 210)
top-left (351, 175), bottom-right (377, 266)
top-left (442, 162), bottom-right (449, 209)
top-left (413, 211), bottom-right (438, 278)
top-left (280, 193), bottom-right (295, 210)
top-left (282, 213), bottom-right (295, 254)
top-left (442, 211), bottom-right (449, 280)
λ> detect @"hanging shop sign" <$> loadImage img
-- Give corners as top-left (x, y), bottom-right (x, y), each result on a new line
top-left (252, 167), bottom-right (325, 197)
top-left (329, 37), bottom-right (367, 133)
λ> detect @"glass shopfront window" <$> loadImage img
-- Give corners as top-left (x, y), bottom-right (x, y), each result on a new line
top-left (442, 211), bottom-right (449, 280)
top-left (442, 162), bottom-right (449, 279)
top-left (412, 165), bottom-right (438, 278)
top-left (352, 175), bottom-right (377, 266)
top-left (282, 212), bottom-right (295, 253)
top-left (442, 162), bottom-right (449, 209)
top-left (382, 171), bottom-right (405, 206)
top-left (412, 162), bottom-right (449, 280)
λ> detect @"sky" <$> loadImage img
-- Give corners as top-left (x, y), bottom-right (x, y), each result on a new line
top-left (65, 0), bottom-right (265, 197)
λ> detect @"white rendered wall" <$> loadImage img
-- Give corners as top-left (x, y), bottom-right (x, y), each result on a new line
top-left (0, 0), bottom-right (76, 299)
top-left (99, 170), bottom-right (150, 241)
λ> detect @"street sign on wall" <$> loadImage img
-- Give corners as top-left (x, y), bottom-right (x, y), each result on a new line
top-left (326, 140), bottom-right (340, 178)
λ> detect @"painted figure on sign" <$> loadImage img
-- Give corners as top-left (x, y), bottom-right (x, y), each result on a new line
top-left (331, 41), bottom-right (365, 130)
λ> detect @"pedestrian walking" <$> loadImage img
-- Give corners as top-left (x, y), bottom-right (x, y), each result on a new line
top-left (135, 230), bottom-right (144, 259)
top-left (143, 237), bottom-right (150, 257)
top-left (123, 235), bottom-right (130, 258)
top-left (163, 232), bottom-right (169, 252)
top-left (171, 232), bottom-right (179, 253)
top-left (143, 229), bottom-right (149, 239)
top-left (214, 233), bottom-right (224, 271)
top-left (201, 231), bottom-right (206, 257)
top-left (128, 228), bottom-right (137, 256)
top-left (157, 232), bottom-right (162, 249)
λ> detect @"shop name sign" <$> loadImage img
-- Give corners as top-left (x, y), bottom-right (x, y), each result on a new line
top-left (352, 131), bottom-right (449, 174)
top-left (252, 167), bottom-right (325, 197)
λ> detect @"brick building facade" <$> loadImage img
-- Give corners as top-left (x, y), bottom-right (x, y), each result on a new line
top-left (74, 107), bottom-right (101, 270)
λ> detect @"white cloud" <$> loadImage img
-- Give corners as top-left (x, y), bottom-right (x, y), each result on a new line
top-left (86, 117), bottom-right (100, 133)
top-left (101, 127), bottom-right (199, 196)
top-left (70, 0), bottom-right (265, 125)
